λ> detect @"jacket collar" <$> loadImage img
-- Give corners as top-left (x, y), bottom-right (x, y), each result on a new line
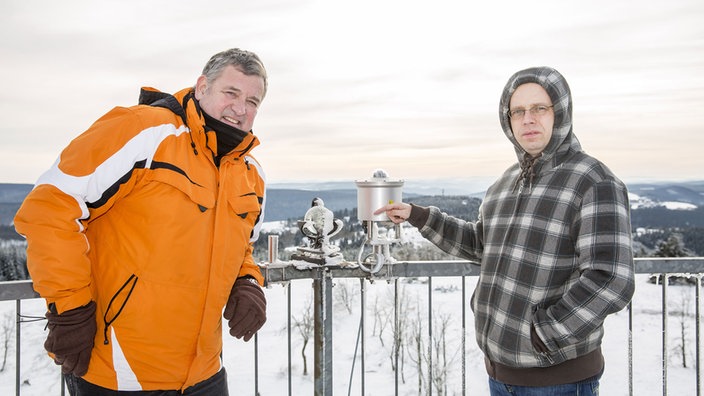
top-left (139, 87), bottom-right (260, 160)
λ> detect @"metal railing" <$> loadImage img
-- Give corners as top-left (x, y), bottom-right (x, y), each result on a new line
top-left (2, 254), bottom-right (704, 395)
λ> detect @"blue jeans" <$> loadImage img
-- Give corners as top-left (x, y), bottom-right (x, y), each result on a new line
top-left (489, 376), bottom-right (599, 396)
top-left (64, 368), bottom-right (229, 396)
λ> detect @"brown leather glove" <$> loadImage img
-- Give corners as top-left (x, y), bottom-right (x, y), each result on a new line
top-left (223, 277), bottom-right (266, 341)
top-left (45, 300), bottom-right (97, 376)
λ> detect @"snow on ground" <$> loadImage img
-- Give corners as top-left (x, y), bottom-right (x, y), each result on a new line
top-left (1, 274), bottom-right (700, 395)
top-left (260, 220), bottom-right (288, 233)
top-left (661, 201), bottom-right (697, 210)
top-left (627, 192), bottom-right (698, 211)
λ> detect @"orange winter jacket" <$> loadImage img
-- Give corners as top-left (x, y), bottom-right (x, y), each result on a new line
top-left (14, 87), bottom-right (266, 391)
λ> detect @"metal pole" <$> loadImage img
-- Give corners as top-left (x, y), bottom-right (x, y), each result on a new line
top-left (394, 278), bottom-right (399, 396)
top-left (662, 274), bottom-right (668, 396)
top-left (268, 235), bottom-right (279, 264)
top-left (462, 276), bottom-right (466, 396)
top-left (696, 276), bottom-right (701, 396)
top-left (288, 283), bottom-right (292, 396)
top-left (360, 279), bottom-right (366, 395)
top-left (15, 299), bottom-right (20, 396)
top-left (255, 232), bottom-right (268, 396)
top-left (628, 300), bottom-right (633, 396)
top-left (313, 268), bottom-right (333, 396)
top-left (428, 277), bottom-right (432, 396)
top-left (254, 333), bottom-right (259, 396)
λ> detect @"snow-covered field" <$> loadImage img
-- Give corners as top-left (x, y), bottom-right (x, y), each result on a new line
top-left (0, 224), bottom-right (699, 395)
top-left (0, 272), bottom-right (700, 396)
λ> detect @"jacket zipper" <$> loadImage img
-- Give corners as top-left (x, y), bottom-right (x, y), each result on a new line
top-left (103, 274), bottom-right (139, 345)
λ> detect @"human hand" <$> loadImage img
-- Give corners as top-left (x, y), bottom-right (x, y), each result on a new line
top-left (224, 277), bottom-right (267, 342)
top-left (44, 301), bottom-right (97, 376)
top-left (373, 202), bottom-right (412, 224)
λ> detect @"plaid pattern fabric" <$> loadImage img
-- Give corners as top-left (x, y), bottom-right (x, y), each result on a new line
top-left (419, 67), bottom-right (635, 368)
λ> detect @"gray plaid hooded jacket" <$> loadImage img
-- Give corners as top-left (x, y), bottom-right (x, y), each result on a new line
top-left (418, 67), bottom-right (635, 368)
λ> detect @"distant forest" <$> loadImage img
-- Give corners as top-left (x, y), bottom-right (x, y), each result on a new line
top-left (629, 207), bottom-right (704, 258)
top-left (251, 196), bottom-right (704, 263)
top-left (2, 195), bottom-right (704, 281)
top-left (631, 207), bottom-right (704, 229)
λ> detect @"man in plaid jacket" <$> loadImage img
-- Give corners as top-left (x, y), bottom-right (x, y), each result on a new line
top-left (375, 66), bottom-right (635, 395)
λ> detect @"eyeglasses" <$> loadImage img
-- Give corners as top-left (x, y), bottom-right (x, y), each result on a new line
top-left (508, 105), bottom-right (553, 119)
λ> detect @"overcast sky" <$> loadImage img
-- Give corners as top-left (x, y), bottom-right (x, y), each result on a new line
top-left (2, 0), bottom-right (703, 192)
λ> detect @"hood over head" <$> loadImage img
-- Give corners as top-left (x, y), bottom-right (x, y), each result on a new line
top-left (498, 66), bottom-right (581, 163)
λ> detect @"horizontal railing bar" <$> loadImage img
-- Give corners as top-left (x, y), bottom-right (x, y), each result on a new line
top-left (0, 280), bottom-right (39, 301)
top-left (2, 258), bottom-right (704, 301)
top-left (262, 257), bottom-right (704, 285)
top-left (631, 257), bottom-right (704, 274)
top-left (263, 260), bottom-right (482, 283)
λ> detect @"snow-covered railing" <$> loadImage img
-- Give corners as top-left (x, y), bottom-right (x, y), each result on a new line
top-left (2, 256), bottom-right (704, 396)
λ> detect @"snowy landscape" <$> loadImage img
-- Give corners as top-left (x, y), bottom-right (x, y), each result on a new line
top-left (0, 232), bottom-right (701, 395)
top-left (1, 180), bottom-right (703, 395)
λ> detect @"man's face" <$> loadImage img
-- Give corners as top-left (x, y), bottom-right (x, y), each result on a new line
top-left (195, 65), bottom-right (265, 132)
top-left (509, 83), bottom-right (554, 157)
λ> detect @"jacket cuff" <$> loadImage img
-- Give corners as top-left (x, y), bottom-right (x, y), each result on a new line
top-left (48, 287), bottom-right (93, 315)
top-left (407, 203), bottom-right (430, 228)
top-left (238, 267), bottom-right (265, 287)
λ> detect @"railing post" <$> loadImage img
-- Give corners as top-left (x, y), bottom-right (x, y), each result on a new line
top-left (15, 299), bottom-right (21, 396)
top-left (662, 274), bottom-right (668, 396)
top-left (254, 333), bottom-right (259, 396)
top-left (427, 277), bottom-right (433, 396)
top-left (313, 268), bottom-right (333, 396)
top-left (268, 235), bottom-right (279, 264)
top-left (462, 276), bottom-right (466, 396)
top-left (697, 276), bottom-right (701, 396)
top-left (360, 279), bottom-right (366, 395)
top-left (394, 278), bottom-right (400, 396)
top-left (287, 282), bottom-right (292, 396)
top-left (628, 300), bottom-right (633, 396)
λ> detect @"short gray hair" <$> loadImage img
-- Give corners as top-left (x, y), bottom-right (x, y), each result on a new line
top-left (201, 48), bottom-right (268, 98)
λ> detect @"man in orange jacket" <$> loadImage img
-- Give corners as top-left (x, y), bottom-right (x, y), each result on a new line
top-left (15, 48), bottom-right (269, 395)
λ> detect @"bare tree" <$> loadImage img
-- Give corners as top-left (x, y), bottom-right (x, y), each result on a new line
top-left (407, 305), bottom-right (426, 395)
top-left (370, 283), bottom-right (412, 383)
top-left (292, 298), bottom-right (314, 375)
top-left (1, 311), bottom-right (12, 372)
top-left (371, 294), bottom-right (390, 347)
top-left (389, 284), bottom-right (411, 384)
top-left (672, 287), bottom-right (693, 368)
top-left (334, 279), bottom-right (356, 315)
top-left (406, 307), bottom-right (458, 396)
top-left (430, 313), bottom-right (458, 395)
top-left (371, 294), bottom-right (382, 338)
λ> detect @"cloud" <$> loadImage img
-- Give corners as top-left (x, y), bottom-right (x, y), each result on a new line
top-left (1, 0), bottom-right (703, 185)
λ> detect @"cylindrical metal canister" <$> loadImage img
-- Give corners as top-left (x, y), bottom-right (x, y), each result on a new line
top-left (355, 171), bottom-right (404, 222)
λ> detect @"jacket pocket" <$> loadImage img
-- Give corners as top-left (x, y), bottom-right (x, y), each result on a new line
top-left (102, 274), bottom-right (139, 345)
top-left (145, 166), bottom-right (216, 211)
top-left (227, 193), bottom-right (262, 242)
top-left (228, 193), bottom-right (262, 220)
